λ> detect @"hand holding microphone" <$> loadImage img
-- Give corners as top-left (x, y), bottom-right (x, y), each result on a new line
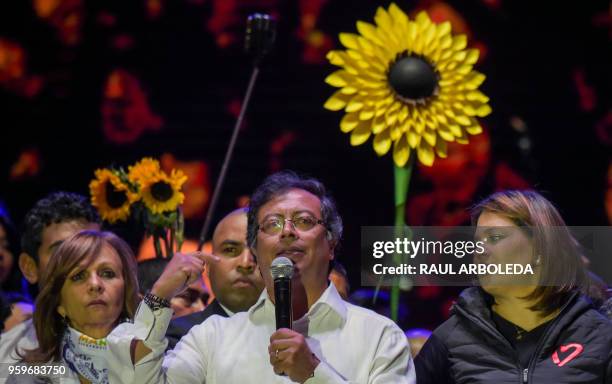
top-left (268, 257), bottom-right (320, 381)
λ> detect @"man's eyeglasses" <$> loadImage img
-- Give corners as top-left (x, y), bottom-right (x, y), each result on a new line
top-left (258, 214), bottom-right (326, 236)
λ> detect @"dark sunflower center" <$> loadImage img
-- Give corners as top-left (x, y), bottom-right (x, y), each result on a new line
top-left (105, 182), bottom-right (127, 208)
top-left (388, 53), bottom-right (439, 101)
top-left (151, 181), bottom-right (173, 202)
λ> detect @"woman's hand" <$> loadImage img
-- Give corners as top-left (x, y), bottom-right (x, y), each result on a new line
top-left (151, 251), bottom-right (219, 301)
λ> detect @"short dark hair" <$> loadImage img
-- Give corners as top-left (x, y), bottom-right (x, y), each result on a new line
top-left (21, 192), bottom-right (100, 263)
top-left (247, 171), bottom-right (343, 250)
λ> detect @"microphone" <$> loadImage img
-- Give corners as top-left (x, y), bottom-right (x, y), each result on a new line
top-left (270, 257), bottom-right (294, 330)
top-left (245, 13), bottom-right (276, 66)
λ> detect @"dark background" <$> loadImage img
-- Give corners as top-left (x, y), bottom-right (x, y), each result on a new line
top-left (1, 0), bottom-right (610, 329)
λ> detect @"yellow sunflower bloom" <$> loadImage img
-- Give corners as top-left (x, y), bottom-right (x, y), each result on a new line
top-left (128, 157), bottom-right (161, 185)
top-left (140, 169), bottom-right (188, 214)
top-left (89, 168), bottom-right (138, 223)
top-left (324, 4), bottom-right (491, 167)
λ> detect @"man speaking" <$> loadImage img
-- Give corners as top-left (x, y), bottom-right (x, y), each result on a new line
top-left (129, 171), bottom-right (415, 383)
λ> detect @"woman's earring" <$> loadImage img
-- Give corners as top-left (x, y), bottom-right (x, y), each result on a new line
top-left (535, 255), bottom-right (542, 266)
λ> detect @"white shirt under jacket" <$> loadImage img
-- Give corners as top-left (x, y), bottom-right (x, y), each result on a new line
top-left (131, 283), bottom-right (415, 383)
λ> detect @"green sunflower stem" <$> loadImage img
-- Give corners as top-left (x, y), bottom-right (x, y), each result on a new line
top-left (169, 227), bottom-right (175, 259)
top-left (176, 207), bottom-right (184, 253)
top-left (153, 234), bottom-right (163, 260)
top-left (162, 229), bottom-right (172, 259)
top-left (391, 161), bottom-right (413, 322)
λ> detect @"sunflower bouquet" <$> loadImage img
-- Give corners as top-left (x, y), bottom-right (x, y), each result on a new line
top-left (89, 157), bottom-right (187, 259)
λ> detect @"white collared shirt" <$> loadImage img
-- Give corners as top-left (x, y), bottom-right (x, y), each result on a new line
top-left (217, 302), bottom-right (235, 317)
top-left (132, 284), bottom-right (415, 383)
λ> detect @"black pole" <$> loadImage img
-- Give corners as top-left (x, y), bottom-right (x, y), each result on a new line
top-left (198, 14), bottom-right (276, 250)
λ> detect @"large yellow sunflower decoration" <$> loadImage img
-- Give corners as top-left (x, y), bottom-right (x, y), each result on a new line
top-left (324, 3), bottom-right (491, 167)
top-left (89, 157), bottom-right (187, 258)
top-left (324, 4), bottom-right (492, 322)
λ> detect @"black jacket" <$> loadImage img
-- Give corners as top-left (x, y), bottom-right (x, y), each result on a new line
top-left (165, 300), bottom-right (228, 350)
top-left (416, 287), bottom-right (612, 383)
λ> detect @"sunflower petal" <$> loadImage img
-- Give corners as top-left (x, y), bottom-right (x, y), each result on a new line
top-left (465, 49), bottom-right (479, 65)
top-left (423, 128), bottom-right (437, 147)
top-left (350, 120), bottom-right (371, 145)
top-left (375, 7), bottom-right (393, 33)
top-left (435, 137), bottom-right (448, 158)
top-left (393, 134), bottom-right (410, 167)
top-left (452, 34), bottom-right (467, 51)
top-left (438, 127), bottom-right (455, 142)
top-left (339, 33), bottom-right (359, 50)
top-left (415, 11), bottom-right (432, 29)
top-left (326, 50), bottom-right (344, 66)
top-left (436, 21), bottom-right (451, 39)
top-left (466, 90), bottom-right (489, 103)
top-left (423, 23), bottom-right (437, 48)
top-left (373, 129), bottom-right (392, 155)
top-left (356, 21), bottom-right (383, 45)
top-left (448, 124), bottom-right (462, 137)
top-left (454, 114), bottom-right (471, 126)
top-left (417, 140), bottom-right (435, 166)
top-left (476, 104), bottom-right (492, 117)
top-left (346, 95), bottom-right (366, 112)
top-left (390, 122), bottom-right (402, 141)
top-left (340, 112), bottom-right (360, 133)
top-left (385, 102), bottom-right (401, 126)
top-left (398, 105), bottom-right (409, 123)
top-left (324, 90), bottom-right (352, 111)
top-left (407, 130), bottom-right (420, 148)
top-left (372, 113), bottom-right (387, 134)
top-left (359, 109), bottom-right (375, 120)
top-left (456, 64), bottom-right (473, 75)
top-left (388, 3), bottom-right (409, 28)
top-left (340, 86), bottom-right (358, 95)
top-left (455, 129), bottom-right (470, 144)
top-left (465, 124), bottom-right (483, 135)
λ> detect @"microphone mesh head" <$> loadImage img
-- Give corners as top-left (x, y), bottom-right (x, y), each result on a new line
top-left (270, 257), bottom-right (294, 280)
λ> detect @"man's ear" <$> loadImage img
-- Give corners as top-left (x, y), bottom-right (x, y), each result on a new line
top-left (19, 253), bottom-right (39, 284)
top-left (326, 232), bottom-right (336, 260)
top-left (57, 305), bottom-right (66, 318)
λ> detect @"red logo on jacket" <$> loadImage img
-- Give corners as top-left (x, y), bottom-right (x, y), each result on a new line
top-left (552, 343), bottom-right (583, 367)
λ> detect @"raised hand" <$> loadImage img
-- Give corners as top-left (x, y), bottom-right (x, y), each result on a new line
top-left (151, 251), bottom-right (219, 300)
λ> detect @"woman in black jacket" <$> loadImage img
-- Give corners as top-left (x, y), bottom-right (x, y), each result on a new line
top-left (415, 190), bottom-right (612, 383)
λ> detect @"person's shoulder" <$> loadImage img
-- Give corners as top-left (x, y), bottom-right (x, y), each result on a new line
top-left (168, 300), bottom-right (229, 333)
top-left (193, 310), bottom-right (250, 334)
top-left (576, 306), bottom-right (612, 335)
top-left (170, 309), bottom-right (212, 330)
top-left (343, 301), bottom-right (401, 329)
top-left (430, 313), bottom-right (462, 342)
top-left (0, 319), bottom-right (37, 364)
